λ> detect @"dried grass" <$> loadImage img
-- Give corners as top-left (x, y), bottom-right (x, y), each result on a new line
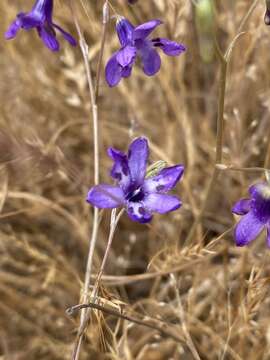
top-left (1, 0), bottom-right (270, 359)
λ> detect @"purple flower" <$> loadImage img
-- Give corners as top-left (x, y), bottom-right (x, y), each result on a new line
top-left (87, 137), bottom-right (184, 223)
top-left (5, 0), bottom-right (77, 52)
top-left (232, 182), bottom-right (270, 247)
top-left (105, 17), bottom-right (186, 87)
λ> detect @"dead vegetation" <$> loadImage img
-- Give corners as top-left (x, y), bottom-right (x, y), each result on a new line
top-left (1, 0), bottom-right (270, 359)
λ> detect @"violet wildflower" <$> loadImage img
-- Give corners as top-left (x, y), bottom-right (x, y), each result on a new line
top-left (105, 17), bottom-right (186, 87)
top-left (5, 0), bottom-right (77, 51)
top-left (232, 182), bottom-right (270, 247)
top-left (87, 137), bottom-right (184, 223)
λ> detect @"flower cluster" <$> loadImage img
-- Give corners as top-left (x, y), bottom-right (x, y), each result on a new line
top-left (87, 137), bottom-right (184, 223)
top-left (5, 0), bottom-right (76, 51)
top-left (105, 17), bottom-right (186, 87)
top-left (6, 1), bottom-right (270, 250)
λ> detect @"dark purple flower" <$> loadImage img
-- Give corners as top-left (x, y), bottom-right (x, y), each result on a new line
top-left (5, 0), bottom-right (77, 52)
top-left (87, 137), bottom-right (184, 223)
top-left (232, 182), bottom-right (270, 247)
top-left (105, 17), bottom-right (186, 87)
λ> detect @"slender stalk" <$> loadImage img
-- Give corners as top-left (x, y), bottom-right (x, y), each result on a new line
top-left (185, 0), bottom-right (258, 245)
top-left (66, 301), bottom-right (184, 344)
top-left (95, 1), bottom-right (109, 100)
top-left (216, 164), bottom-right (270, 173)
top-left (92, 209), bottom-right (124, 297)
top-left (68, 1), bottom-right (100, 359)
top-left (185, 46), bottom-right (227, 245)
top-left (72, 209), bottom-right (124, 358)
top-left (237, 0), bottom-right (259, 33)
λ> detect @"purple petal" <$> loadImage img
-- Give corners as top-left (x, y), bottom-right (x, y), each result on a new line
top-left (144, 193), bottom-right (181, 214)
top-left (38, 26), bottom-right (59, 51)
top-left (52, 23), bottom-right (77, 46)
top-left (116, 45), bottom-right (136, 67)
top-left (127, 201), bottom-right (152, 223)
top-left (5, 16), bottom-right (23, 39)
top-left (116, 17), bottom-right (134, 46)
top-left (105, 52), bottom-right (123, 87)
top-left (140, 45), bottom-right (161, 76)
top-left (234, 212), bottom-right (264, 247)
top-left (152, 38), bottom-right (186, 56)
top-left (122, 66), bottom-right (132, 78)
top-left (107, 148), bottom-right (131, 191)
top-left (128, 137), bottom-right (149, 187)
top-left (232, 199), bottom-right (251, 216)
top-left (87, 184), bottom-right (125, 208)
top-left (20, 15), bottom-right (42, 29)
top-left (134, 19), bottom-right (162, 40)
top-left (248, 182), bottom-right (270, 222)
top-left (248, 182), bottom-right (266, 197)
top-left (30, 0), bottom-right (53, 23)
top-left (143, 165), bottom-right (184, 194)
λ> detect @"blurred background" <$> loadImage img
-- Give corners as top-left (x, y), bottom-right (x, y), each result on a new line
top-left (1, 0), bottom-right (270, 359)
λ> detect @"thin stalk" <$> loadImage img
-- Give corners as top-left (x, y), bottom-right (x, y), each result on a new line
top-left (72, 209), bottom-right (124, 359)
top-left (237, 0), bottom-right (259, 33)
top-left (216, 164), bottom-right (270, 173)
top-left (95, 1), bottom-right (109, 100)
top-left (92, 209), bottom-right (124, 297)
top-left (185, 45), bottom-right (227, 245)
top-left (68, 1), bottom-right (100, 359)
top-left (66, 301), bottom-right (184, 344)
top-left (185, 0), bottom-right (258, 245)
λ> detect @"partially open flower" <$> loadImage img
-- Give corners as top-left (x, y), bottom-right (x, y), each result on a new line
top-left (5, 0), bottom-right (77, 51)
top-left (87, 137), bottom-right (184, 223)
top-left (232, 182), bottom-right (270, 247)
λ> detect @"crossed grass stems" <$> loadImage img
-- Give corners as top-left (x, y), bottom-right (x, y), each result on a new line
top-left (66, 0), bottom-right (265, 359)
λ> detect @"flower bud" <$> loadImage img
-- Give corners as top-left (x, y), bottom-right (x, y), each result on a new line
top-left (265, 0), bottom-right (270, 25)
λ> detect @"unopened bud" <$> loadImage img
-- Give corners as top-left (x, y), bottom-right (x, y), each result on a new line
top-left (265, 0), bottom-right (270, 25)
top-left (127, 0), bottom-right (139, 4)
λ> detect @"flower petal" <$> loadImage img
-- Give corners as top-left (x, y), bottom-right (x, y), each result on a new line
top-left (234, 212), bottom-right (264, 247)
top-left (144, 193), bottom-right (181, 214)
top-left (122, 66), bottom-right (132, 78)
top-left (30, 0), bottom-right (53, 23)
top-left (152, 38), bottom-right (186, 56)
top-left (52, 22), bottom-right (77, 46)
top-left (5, 16), bottom-right (23, 39)
top-left (105, 52), bottom-right (123, 87)
top-left (127, 201), bottom-right (152, 223)
top-left (38, 26), bottom-right (59, 51)
top-left (143, 165), bottom-right (184, 194)
top-left (87, 184), bottom-right (125, 208)
top-left (116, 17), bottom-right (134, 46)
top-left (140, 45), bottom-right (161, 76)
top-left (232, 199), bottom-right (251, 215)
top-left (107, 148), bottom-right (131, 191)
top-left (128, 137), bottom-right (149, 187)
top-left (20, 15), bottom-right (41, 29)
top-left (134, 19), bottom-right (162, 40)
top-left (248, 182), bottom-right (270, 222)
top-left (116, 45), bottom-right (136, 67)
